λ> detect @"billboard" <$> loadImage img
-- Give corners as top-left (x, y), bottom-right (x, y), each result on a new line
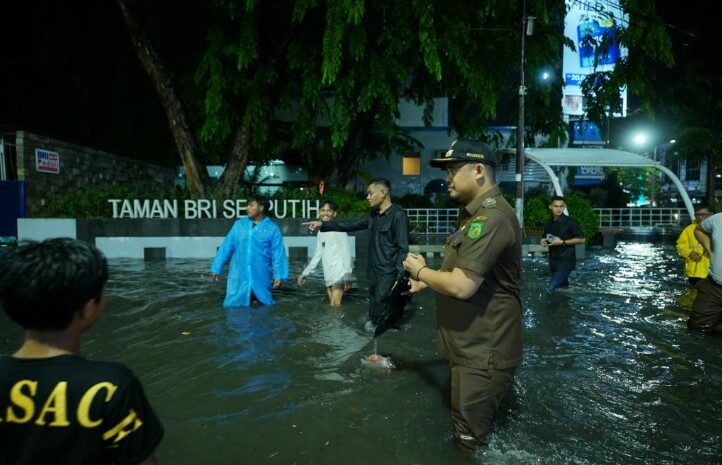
top-left (569, 120), bottom-right (606, 146)
top-left (35, 149), bottom-right (60, 174)
top-left (562, 0), bottom-right (627, 116)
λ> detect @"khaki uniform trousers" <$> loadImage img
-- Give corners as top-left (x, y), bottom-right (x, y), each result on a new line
top-left (450, 363), bottom-right (516, 454)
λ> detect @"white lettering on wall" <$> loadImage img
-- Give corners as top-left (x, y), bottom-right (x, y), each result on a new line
top-left (108, 198), bottom-right (319, 219)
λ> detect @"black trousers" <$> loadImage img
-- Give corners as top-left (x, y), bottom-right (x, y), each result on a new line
top-left (368, 274), bottom-right (402, 325)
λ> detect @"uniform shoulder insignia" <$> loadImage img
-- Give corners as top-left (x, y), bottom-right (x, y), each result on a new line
top-left (481, 197), bottom-right (497, 207)
top-left (466, 215), bottom-right (487, 240)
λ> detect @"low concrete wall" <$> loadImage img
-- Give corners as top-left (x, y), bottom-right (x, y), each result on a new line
top-left (17, 218), bottom-right (361, 260)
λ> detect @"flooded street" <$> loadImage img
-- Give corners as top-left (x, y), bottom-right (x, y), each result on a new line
top-left (1, 241), bottom-right (720, 464)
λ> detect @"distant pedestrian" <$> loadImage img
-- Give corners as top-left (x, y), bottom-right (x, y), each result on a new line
top-left (540, 196), bottom-right (585, 291)
top-left (676, 205), bottom-right (711, 286)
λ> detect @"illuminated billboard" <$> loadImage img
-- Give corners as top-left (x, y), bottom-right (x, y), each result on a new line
top-left (562, 0), bottom-right (628, 117)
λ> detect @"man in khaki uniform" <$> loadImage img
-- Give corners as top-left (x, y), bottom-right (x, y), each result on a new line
top-left (403, 139), bottom-right (522, 454)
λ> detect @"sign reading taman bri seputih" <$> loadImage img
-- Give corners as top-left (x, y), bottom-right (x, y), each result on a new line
top-left (108, 199), bottom-right (320, 219)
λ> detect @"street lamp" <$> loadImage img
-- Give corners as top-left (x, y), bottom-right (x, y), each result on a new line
top-left (633, 132), bottom-right (648, 146)
top-left (632, 131), bottom-right (659, 206)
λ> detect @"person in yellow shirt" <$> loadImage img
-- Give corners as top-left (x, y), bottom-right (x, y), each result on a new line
top-left (676, 205), bottom-right (712, 285)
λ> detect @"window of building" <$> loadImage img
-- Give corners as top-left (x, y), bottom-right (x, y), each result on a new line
top-left (402, 155), bottom-right (421, 176)
top-left (686, 159), bottom-right (700, 181)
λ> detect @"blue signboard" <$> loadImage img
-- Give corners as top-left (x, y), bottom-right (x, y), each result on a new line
top-left (569, 121), bottom-right (606, 146)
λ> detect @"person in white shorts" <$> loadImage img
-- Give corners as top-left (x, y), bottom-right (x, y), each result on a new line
top-left (297, 200), bottom-right (354, 306)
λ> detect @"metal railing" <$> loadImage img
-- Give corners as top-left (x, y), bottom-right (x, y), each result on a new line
top-left (406, 208), bottom-right (458, 235)
top-left (407, 207), bottom-right (692, 235)
top-left (593, 208), bottom-right (689, 229)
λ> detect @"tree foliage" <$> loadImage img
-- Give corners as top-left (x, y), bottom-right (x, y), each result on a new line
top-left (189, 0), bottom-right (579, 191)
top-left (119, 0), bottom-right (673, 196)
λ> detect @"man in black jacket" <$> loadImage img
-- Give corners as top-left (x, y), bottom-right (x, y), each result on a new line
top-left (540, 196), bottom-right (585, 291)
top-left (305, 178), bottom-right (409, 333)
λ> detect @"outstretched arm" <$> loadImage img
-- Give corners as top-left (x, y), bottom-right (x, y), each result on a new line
top-left (321, 217), bottom-right (371, 233)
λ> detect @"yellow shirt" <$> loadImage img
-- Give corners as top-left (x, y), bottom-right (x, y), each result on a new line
top-left (676, 223), bottom-right (710, 279)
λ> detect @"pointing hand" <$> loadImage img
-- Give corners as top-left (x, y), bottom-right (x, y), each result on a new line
top-left (302, 220), bottom-right (322, 233)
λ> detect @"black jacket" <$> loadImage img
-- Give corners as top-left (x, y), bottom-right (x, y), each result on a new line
top-left (320, 203), bottom-right (409, 282)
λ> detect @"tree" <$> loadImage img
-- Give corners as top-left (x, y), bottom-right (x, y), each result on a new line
top-left (116, 0), bottom-right (209, 198)
top-left (190, 0), bottom-right (580, 192)
top-left (119, 0), bottom-right (673, 198)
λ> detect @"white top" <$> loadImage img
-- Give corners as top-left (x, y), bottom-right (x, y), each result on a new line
top-left (302, 231), bottom-right (354, 286)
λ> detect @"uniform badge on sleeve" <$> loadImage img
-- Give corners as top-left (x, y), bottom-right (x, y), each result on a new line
top-left (466, 221), bottom-right (484, 240)
top-left (466, 215), bottom-right (487, 240)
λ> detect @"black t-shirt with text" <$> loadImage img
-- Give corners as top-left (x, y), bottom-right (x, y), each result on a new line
top-left (543, 214), bottom-right (583, 272)
top-left (0, 355), bottom-right (164, 465)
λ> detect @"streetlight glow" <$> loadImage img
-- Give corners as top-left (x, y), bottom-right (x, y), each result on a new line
top-left (633, 132), bottom-right (648, 146)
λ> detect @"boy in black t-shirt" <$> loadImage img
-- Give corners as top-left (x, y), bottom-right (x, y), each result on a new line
top-left (0, 238), bottom-right (164, 465)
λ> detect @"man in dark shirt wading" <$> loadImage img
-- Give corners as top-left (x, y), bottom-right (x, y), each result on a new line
top-left (304, 178), bottom-right (409, 332)
top-left (540, 196), bottom-right (585, 291)
top-left (403, 139), bottom-right (522, 455)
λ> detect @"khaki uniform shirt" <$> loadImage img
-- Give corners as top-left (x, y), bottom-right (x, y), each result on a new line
top-left (436, 186), bottom-right (522, 370)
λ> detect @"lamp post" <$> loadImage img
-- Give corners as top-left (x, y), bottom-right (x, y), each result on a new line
top-left (515, 1), bottom-right (533, 228)
top-left (632, 131), bottom-right (660, 206)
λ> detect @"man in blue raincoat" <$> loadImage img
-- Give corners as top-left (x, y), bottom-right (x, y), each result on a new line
top-left (210, 197), bottom-right (289, 307)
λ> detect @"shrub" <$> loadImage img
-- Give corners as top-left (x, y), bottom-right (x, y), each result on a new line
top-left (33, 185), bottom-right (167, 218)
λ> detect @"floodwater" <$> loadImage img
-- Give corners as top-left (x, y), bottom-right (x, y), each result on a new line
top-left (1, 241), bottom-right (721, 464)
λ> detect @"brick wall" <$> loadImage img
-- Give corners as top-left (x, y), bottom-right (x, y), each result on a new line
top-left (15, 131), bottom-right (176, 215)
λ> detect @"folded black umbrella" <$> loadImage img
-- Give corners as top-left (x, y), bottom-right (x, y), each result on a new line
top-left (373, 274), bottom-right (412, 337)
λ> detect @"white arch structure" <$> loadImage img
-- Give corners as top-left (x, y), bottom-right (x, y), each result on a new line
top-left (504, 147), bottom-right (696, 219)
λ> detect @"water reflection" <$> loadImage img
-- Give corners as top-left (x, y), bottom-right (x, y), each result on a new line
top-left (1, 242), bottom-right (721, 464)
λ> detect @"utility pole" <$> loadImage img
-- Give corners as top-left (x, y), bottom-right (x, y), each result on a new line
top-left (515, 1), bottom-right (532, 228)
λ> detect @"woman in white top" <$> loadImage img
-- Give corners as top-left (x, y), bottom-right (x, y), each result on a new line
top-left (297, 201), bottom-right (354, 306)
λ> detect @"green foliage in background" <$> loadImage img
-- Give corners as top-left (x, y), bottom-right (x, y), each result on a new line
top-left (33, 184), bottom-right (196, 219)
